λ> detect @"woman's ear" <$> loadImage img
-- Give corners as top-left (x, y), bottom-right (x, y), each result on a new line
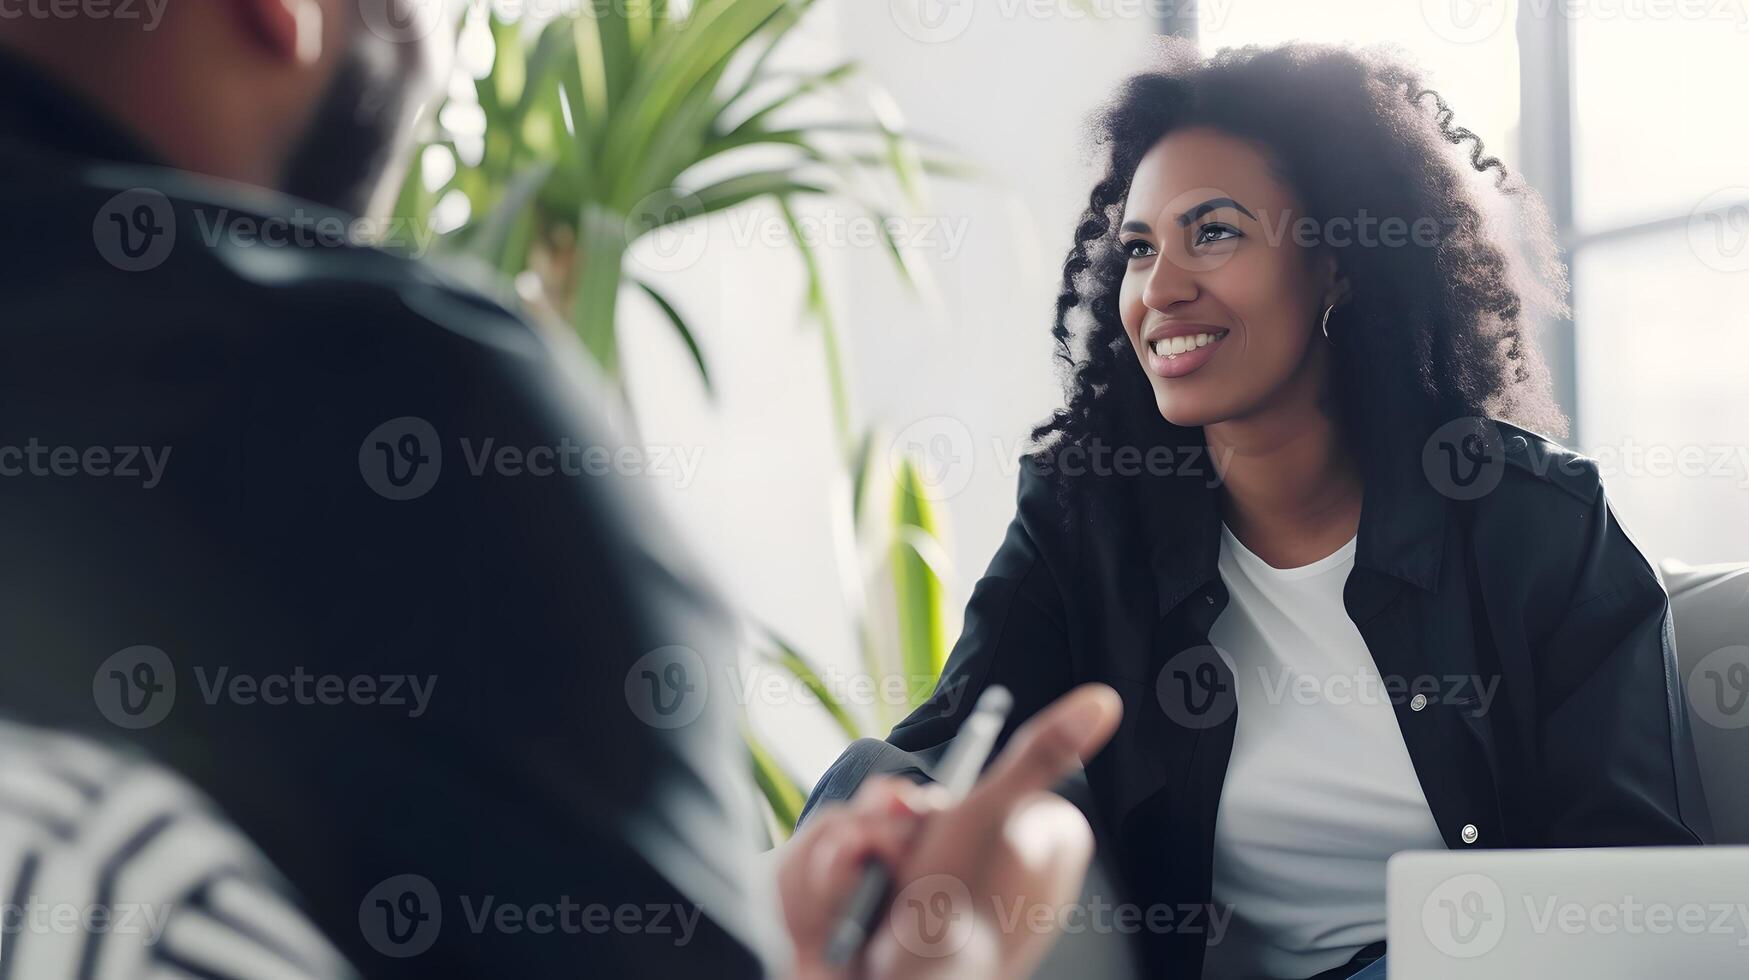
top-left (1320, 251), bottom-right (1351, 309)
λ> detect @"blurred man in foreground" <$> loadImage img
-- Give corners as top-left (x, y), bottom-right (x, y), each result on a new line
top-left (0, 2), bottom-right (1118, 977)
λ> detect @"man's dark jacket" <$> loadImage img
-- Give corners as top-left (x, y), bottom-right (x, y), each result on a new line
top-left (803, 413), bottom-right (1714, 978)
top-left (0, 54), bottom-right (780, 978)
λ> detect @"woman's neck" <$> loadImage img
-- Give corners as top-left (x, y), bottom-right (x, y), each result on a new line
top-left (1204, 410), bottom-right (1364, 570)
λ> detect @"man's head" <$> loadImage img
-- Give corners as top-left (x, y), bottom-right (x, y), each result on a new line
top-left (0, 0), bottom-right (454, 216)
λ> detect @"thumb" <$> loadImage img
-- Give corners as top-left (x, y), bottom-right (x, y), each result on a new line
top-left (963, 683), bottom-right (1121, 811)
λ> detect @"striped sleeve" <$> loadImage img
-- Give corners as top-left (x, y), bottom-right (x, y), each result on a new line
top-left (0, 720), bottom-right (357, 979)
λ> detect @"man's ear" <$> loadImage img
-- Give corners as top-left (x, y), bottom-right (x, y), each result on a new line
top-left (234, 0), bottom-right (324, 66)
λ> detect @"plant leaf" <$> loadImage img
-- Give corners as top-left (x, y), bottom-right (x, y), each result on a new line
top-left (465, 160), bottom-right (555, 269)
top-left (759, 633), bottom-right (862, 741)
top-left (745, 725), bottom-right (806, 838)
top-left (891, 456), bottom-right (948, 706)
top-left (633, 279), bottom-right (713, 399)
top-left (572, 203), bottom-right (628, 375)
top-left (776, 196), bottom-right (852, 452)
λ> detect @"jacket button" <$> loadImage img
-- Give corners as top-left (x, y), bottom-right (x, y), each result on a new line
top-left (1461, 823), bottom-right (1480, 845)
top-left (1410, 693), bottom-right (1428, 711)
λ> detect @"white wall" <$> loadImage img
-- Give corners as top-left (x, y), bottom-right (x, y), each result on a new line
top-left (620, 6), bottom-right (1159, 790)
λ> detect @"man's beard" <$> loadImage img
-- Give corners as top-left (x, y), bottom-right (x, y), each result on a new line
top-left (279, 45), bottom-right (426, 219)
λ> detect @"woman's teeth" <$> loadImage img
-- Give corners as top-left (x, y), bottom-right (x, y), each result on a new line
top-left (1151, 330), bottom-right (1229, 358)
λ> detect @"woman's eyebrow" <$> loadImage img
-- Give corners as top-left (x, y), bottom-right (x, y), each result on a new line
top-left (1175, 197), bottom-right (1256, 226)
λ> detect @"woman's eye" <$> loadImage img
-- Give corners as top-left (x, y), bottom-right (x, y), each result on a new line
top-left (1122, 239), bottom-right (1156, 259)
top-left (1194, 223), bottom-right (1241, 247)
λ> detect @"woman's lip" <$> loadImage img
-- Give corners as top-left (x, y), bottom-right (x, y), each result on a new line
top-left (1144, 331), bottom-right (1226, 379)
top-left (1143, 323), bottom-right (1225, 345)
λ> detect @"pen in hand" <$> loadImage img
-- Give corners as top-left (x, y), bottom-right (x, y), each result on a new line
top-left (822, 685), bottom-right (1014, 967)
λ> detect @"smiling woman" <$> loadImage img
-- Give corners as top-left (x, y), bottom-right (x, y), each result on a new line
top-left (1033, 39), bottom-right (1568, 491)
top-left (800, 37), bottom-right (1712, 980)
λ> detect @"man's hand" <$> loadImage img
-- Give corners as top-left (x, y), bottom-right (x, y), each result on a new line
top-left (780, 683), bottom-right (1124, 980)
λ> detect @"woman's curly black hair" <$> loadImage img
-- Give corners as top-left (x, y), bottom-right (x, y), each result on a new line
top-left (1028, 38), bottom-right (1569, 484)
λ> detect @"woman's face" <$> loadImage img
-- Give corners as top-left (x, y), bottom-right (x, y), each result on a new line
top-left (1116, 126), bottom-right (1346, 429)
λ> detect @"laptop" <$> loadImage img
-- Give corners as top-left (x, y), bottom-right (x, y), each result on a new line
top-left (1386, 847), bottom-right (1749, 978)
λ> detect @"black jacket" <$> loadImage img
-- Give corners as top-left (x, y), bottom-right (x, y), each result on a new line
top-left (802, 416), bottom-right (1713, 978)
top-left (0, 54), bottom-right (779, 978)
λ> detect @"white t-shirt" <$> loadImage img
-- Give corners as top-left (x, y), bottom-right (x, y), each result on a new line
top-left (1199, 523), bottom-right (1445, 980)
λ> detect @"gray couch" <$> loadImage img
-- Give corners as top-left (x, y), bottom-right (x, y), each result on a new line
top-left (1663, 558), bottom-right (1749, 844)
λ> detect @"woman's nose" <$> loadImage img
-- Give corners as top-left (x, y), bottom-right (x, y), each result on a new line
top-left (1141, 244), bottom-right (1199, 312)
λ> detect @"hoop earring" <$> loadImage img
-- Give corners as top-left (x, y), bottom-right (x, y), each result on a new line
top-left (1321, 303), bottom-right (1337, 344)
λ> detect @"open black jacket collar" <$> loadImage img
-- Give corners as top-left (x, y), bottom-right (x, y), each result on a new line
top-left (1139, 418), bottom-right (1448, 623)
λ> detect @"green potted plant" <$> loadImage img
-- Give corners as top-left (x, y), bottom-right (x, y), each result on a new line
top-left (398, 0), bottom-right (967, 838)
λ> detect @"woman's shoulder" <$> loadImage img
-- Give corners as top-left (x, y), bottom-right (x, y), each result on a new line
top-left (1468, 417), bottom-right (1612, 534)
top-left (1466, 416), bottom-right (1664, 606)
top-left (1488, 418), bottom-right (1603, 506)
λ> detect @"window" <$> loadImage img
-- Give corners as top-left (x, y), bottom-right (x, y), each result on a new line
top-left (1189, 3), bottom-right (1749, 563)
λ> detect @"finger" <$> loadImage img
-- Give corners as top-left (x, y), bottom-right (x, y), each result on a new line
top-left (847, 775), bottom-right (926, 814)
top-left (994, 791), bottom-right (1095, 882)
top-left (804, 812), bottom-right (909, 896)
top-left (979, 792), bottom-right (1097, 980)
top-left (965, 683), bottom-right (1121, 812)
top-left (781, 777), bottom-right (942, 898)
top-left (803, 777), bottom-right (940, 892)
